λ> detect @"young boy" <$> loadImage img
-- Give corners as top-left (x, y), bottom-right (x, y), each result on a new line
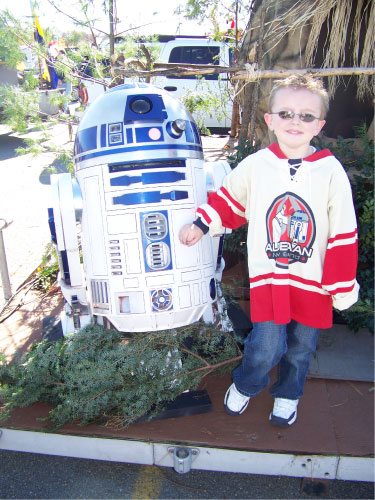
top-left (179, 74), bottom-right (359, 426)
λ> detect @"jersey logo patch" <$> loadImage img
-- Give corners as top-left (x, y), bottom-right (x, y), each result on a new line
top-left (265, 192), bottom-right (316, 268)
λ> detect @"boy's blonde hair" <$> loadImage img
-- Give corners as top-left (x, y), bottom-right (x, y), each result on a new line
top-left (268, 74), bottom-right (329, 118)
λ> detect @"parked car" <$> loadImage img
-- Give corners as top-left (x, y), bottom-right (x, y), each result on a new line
top-left (150, 36), bottom-right (234, 130)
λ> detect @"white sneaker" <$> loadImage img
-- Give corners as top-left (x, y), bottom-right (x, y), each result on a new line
top-left (270, 398), bottom-right (299, 426)
top-left (224, 383), bottom-right (250, 415)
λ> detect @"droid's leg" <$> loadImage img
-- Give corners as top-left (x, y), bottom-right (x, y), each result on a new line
top-left (48, 173), bottom-right (91, 335)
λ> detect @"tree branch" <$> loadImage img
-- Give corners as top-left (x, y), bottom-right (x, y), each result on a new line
top-left (222, 328), bottom-right (243, 357)
top-left (111, 64), bottom-right (375, 79)
top-left (183, 354), bottom-right (243, 378)
top-left (231, 66), bottom-right (375, 81)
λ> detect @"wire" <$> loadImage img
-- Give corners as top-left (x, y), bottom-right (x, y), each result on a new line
top-left (0, 276), bottom-right (40, 323)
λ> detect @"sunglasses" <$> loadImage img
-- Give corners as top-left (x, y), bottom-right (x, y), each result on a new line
top-left (269, 111), bottom-right (320, 122)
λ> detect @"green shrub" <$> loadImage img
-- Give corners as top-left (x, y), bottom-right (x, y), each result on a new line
top-left (324, 126), bottom-right (374, 333)
top-left (34, 244), bottom-right (59, 292)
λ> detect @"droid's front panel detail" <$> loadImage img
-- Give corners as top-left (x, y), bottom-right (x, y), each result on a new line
top-left (51, 83), bottom-right (223, 334)
top-left (74, 83), bottom-right (203, 170)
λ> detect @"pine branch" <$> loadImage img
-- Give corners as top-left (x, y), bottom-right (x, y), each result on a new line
top-left (0, 321), bottom-right (243, 428)
top-left (221, 328), bottom-right (243, 357)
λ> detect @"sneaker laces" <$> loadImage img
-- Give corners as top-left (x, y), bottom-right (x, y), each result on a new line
top-left (230, 384), bottom-right (250, 404)
top-left (273, 398), bottom-right (298, 417)
top-left (225, 383), bottom-right (250, 414)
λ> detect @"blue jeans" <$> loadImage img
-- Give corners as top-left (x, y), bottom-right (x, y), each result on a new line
top-left (233, 320), bottom-right (319, 400)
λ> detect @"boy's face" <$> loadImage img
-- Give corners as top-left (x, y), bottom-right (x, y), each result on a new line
top-left (264, 88), bottom-right (326, 157)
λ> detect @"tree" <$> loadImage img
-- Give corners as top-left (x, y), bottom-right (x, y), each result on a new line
top-left (0, 13), bottom-right (27, 67)
top-left (0, 2), bottom-right (120, 157)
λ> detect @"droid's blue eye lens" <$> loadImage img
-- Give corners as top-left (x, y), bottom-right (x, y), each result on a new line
top-left (130, 98), bottom-right (152, 114)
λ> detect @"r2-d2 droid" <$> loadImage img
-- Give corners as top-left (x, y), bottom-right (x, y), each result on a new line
top-left (289, 210), bottom-right (309, 244)
top-left (49, 83), bottom-right (231, 335)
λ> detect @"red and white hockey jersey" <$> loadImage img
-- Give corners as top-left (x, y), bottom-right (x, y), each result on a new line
top-left (197, 143), bottom-right (359, 329)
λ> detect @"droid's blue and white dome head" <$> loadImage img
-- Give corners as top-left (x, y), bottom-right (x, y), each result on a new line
top-left (74, 83), bottom-right (203, 171)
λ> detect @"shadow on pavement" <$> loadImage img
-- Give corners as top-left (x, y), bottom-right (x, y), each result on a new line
top-left (0, 133), bottom-right (26, 161)
top-left (39, 158), bottom-right (70, 185)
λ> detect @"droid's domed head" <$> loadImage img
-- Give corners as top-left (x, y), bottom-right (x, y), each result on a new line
top-left (73, 83), bottom-right (203, 171)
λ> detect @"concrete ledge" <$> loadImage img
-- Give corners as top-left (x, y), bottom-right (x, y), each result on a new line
top-left (0, 428), bottom-right (373, 482)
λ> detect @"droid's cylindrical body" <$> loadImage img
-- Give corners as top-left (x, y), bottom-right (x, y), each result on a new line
top-left (68, 83), bottom-right (218, 332)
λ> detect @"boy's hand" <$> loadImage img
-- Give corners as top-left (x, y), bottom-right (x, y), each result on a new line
top-left (179, 224), bottom-right (204, 246)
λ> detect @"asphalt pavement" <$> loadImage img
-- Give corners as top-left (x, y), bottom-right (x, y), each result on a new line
top-left (1, 449), bottom-right (374, 499)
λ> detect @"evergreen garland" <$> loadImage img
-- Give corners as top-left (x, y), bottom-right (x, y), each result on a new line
top-left (0, 319), bottom-right (243, 429)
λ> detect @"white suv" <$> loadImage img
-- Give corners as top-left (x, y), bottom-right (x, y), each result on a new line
top-left (77, 37), bottom-right (234, 129)
top-left (150, 37), bottom-right (233, 130)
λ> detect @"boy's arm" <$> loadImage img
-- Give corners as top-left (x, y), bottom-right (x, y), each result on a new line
top-left (179, 161), bottom-right (249, 246)
top-left (321, 166), bottom-right (360, 310)
top-left (194, 164), bottom-right (248, 237)
top-left (179, 222), bottom-right (206, 247)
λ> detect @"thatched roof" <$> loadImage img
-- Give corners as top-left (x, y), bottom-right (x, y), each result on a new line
top-left (242, 0), bottom-right (374, 98)
top-left (305, 0), bottom-right (374, 98)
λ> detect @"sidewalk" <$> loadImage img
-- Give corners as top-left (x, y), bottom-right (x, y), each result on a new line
top-left (0, 123), bottom-right (72, 309)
